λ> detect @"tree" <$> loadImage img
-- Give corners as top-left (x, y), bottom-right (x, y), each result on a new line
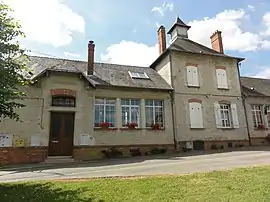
top-left (0, 2), bottom-right (29, 121)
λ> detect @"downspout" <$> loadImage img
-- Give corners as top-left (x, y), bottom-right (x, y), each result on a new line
top-left (237, 62), bottom-right (251, 146)
top-left (169, 52), bottom-right (178, 150)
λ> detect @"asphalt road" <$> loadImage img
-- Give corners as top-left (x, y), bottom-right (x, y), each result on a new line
top-left (0, 150), bottom-right (270, 182)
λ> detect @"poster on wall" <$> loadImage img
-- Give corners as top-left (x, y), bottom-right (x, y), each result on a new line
top-left (80, 134), bottom-right (96, 146)
top-left (30, 135), bottom-right (42, 146)
top-left (0, 134), bottom-right (13, 147)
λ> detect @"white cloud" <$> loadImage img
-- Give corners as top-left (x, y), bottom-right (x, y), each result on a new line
top-left (151, 2), bottom-right (173, 17)
top-left (64, 52), bottom-right (80, 58)
top-left (100, 41), bottom-right (158, 66)
top-left (3, 0), bottom-right (85, 47)
top-left (188, 9), bottom-right (263, 52)
top-left (101, 8), bottom-right (270, 66)
top-left (252, 67), bottom-right (270, 79)
top-left (247, 5), bottom-right (255, 11)
top-left (261, 12), bottom-right (270, 36)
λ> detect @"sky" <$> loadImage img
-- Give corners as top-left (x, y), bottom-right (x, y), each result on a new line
top-left (3, 0), bottom-right (270, 78)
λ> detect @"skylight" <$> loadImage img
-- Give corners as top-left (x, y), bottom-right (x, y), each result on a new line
top-left (128, 71), bottom-right (149, 79)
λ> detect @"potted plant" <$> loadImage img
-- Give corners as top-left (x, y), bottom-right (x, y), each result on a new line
top-left (125, 122), bottom-right (137, 130)
top-left (99, 122), bottom-right (110, 130)
top-left (257, 124), bottom-right (265, 130)
top-left (151, 123), bottom-right (161, 130)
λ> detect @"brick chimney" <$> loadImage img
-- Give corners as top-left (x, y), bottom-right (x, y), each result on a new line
top-left (210, 30), bottom-right (224, 54)
top-left (87, 40), bottom-right (95, 75)
top-left (158, 25), bottom-right (166, 55)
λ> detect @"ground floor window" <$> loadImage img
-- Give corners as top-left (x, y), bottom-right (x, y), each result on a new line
top-left (121, 99), bottom-right (140, 127)
top-left (251, 105), bottom-right (263, 128)
top-left (94, 98), bottom-right (116, 127)
top-left (220, 104), bottom-right (232, 128)
top-left (145, 100), bottom-right (164, 128)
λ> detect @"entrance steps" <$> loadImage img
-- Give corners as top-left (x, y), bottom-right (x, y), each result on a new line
top-left (43, 156), bottom-right (74, 164)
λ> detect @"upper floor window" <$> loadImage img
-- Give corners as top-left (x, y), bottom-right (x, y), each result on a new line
top-left (186, 66), bottom-right (199, 87)
top-left (216, 68), bottom-right (228, 89)
top-left (52, 96), bottom-right (76, 107)
top-left (251, 105), bottom-right (263, 128)
top-left (214, 102), bottom-right (239, 129)
top-left (145, 100), bottom-right (164, 128)
top-left (121, 99), bottom-right (140, 127)
top-left (94, 98), bottom-right (116, 128)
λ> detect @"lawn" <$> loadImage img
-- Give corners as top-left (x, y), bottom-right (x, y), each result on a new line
top-left (0, 166), bottom-right (270, 202)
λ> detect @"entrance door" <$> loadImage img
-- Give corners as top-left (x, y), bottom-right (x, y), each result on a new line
top-left (49, 112), bottom-right (75, 156)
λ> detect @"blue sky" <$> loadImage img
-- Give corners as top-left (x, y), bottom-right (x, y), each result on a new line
top-left (4, 0), bottom-right (270, 77)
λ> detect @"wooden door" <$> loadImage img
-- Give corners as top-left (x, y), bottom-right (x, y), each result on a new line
top-left (49, 112), bottom-right (75, 156)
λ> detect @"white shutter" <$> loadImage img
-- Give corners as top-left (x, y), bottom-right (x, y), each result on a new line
top-left (192, 67), bottom-right (199, 87)
top-left (186, 66), bottom-right (193, 86)
top-left (214, 103), bottom-right (222, 128)
top-left (222, 70), bottom-right (228, 89)
top-left (216, 69), bottom-right (222, 88)
top-left (189, 102), bottom-right (203, 128)
top-left (196, 103), bottom-right (203, 128)
top-left (231, 104), bottom-right (239, 128)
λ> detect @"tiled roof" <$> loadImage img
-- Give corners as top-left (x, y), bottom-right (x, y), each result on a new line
top-left (241, 76), bottom-right (270, 97)
top-left (26, 56), bottom-right (172, 91)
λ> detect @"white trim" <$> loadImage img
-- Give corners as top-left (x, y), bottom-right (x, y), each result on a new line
top-left (128, 71), bottom-right (149, 79)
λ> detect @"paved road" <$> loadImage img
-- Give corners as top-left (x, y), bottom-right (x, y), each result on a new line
top-left (0, 150), bottom-right (270, 182)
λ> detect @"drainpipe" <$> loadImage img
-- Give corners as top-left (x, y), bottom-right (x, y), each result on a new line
top-left (169, 52), bottom-right (178, 150)
top-left (237, 62), bottom-right (251, 146)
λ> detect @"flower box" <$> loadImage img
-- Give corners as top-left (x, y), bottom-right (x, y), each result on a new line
top-left (257, 124), bottom-right (265, 130)
top-left (99, 122), bottom-right (110, 130)
top-left (151, 123), bottom-right (162, 130)
top-left (124, 122), bottom-right (138, 130)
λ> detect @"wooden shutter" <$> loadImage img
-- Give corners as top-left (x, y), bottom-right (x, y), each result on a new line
top-left (189, 102), bottom-right (203, 128)
top-left (186, 66), bottom-right (193, 86)
top-left (214, 102), bottom-right (222, 128)
top-left (221, 69), bottom-right (228, 89)
top-left (231, 104), bottom-right (239, 128)
top-left (216, 69), bottom-right (222, 88)
top-left (192, 67), bottom-right (199, 87)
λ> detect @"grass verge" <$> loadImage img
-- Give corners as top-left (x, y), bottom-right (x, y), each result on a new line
top-left (0, 166), bottom-right (269, 202)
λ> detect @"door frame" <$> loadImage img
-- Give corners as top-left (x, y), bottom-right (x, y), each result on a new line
top-left (48, 111), bottom-right (75, 156)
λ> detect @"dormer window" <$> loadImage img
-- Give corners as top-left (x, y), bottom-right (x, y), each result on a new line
top-left (128, 71), bottom-right (149, 79)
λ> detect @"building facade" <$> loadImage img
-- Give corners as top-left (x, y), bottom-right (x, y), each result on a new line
top-left (0, 17), bottom-right (269, 165)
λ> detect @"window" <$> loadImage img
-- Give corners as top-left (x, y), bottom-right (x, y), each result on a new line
top-left (186, 66), bottom-right (199, 87)
top-left (251, 105), bottom-right (263, 128)
top-left (145, 100), bottom-right (164, 128)
top-left (220, 104), bottom-right (232, 128)
top-left (214, 103), bottom-right (239, 128)
top-left (94, 99), bottom-right (116, 128)
top-left (128, 71), bottom-right (149, 79)
top-left (121, 99), bottom-right (140, 127)
top-left (189, 101), bottom-right (203, 128)
top-left (266, 106), bottom-right (270, 128)
top-left (52, 96), bottom-right (75, 107)
top-left (216, 68), bottom-right (228, 89)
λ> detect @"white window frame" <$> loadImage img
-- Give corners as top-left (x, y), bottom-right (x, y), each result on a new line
top-left (121, 99), bottom-right (140, 127)
top-left (251, 105), bottom-right (263, 128)
top-left (94, 98), bottom-right (116, 128)
top-left (145, 100), bottom-right (164, 128)
top-left (219, 104), bottom-right (232, 128)
top-left (128, 71), bottom-right (149, 79)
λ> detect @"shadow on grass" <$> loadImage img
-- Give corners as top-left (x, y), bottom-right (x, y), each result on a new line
top-left (0, 182), bottom-right (99, 202)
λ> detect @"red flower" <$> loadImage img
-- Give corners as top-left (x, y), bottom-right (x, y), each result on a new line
top-left (151, 123), bottom-right (161, 130)
top-left (257, 124), bottom-right (265, 129)
top-left (124, 122), bottom-right (138, 129)
top-left (99, 122), bottom-right (110, 129)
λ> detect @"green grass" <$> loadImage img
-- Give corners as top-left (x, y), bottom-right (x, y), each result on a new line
top-left (1, 166), bottom-right (270, 202)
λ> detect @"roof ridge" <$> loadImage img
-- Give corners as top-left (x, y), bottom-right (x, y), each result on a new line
top-left (28, 55), bottom-right (148, 69)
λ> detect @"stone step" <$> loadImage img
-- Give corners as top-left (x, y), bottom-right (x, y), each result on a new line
top-left (43, 156), bottom-right (74, 164)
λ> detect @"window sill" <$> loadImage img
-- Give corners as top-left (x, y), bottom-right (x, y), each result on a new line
top-left (190, 127), bottom-right (204, 130)
top-left (145, 128), bottom-right (165, 131)
top-left (187, 85), bottom-right (200, 88)
top-left (120, 128), bottom-right (143, 131)
top-left (217, 87), bottom-right (229, 90)
top-left (94, 128), bottom-right (117, 131)
top-left (254, 128), bottom-right (268, 131)
top-left (219, 127), bottom-right (235, 130)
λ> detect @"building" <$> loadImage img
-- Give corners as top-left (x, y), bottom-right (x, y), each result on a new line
top-left (0, 17), bottom-right (268, 165)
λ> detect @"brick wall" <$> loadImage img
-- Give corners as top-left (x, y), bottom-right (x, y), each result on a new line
top-left (0, 147), bottom-right (48, 165)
